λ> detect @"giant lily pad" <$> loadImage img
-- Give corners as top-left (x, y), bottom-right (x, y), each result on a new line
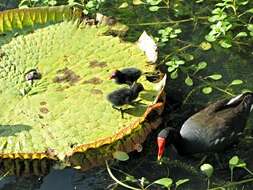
top-left (0, 6), bottom-right (165, 175)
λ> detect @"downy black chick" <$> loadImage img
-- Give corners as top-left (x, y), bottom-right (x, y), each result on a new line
top-left (110, 67), bottom-right (142, 86)
top-left (107, 83), bottom-right (144, 118)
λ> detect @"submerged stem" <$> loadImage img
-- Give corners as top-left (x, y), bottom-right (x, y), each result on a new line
top-left (209, 177), bottom-right (253, 190)
top-left (105, 160), bottom-right (142, 190)
top-left (128, 17), bottom-right (207, 26)
top-left (244, 167), bottom-right (253, 176)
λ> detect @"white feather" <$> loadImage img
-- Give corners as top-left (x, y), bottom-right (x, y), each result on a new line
top-left (137, 31), bottom-right (158, 63)
top-left (155, 74), bottom-right (167, 92)
top-left (226, 94), bottom-right (243, 105)
top-left (153, 74), bottom-right (167, 104)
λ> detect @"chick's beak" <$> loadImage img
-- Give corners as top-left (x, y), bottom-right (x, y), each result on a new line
top-left (157, 137), bottom-right (166, 161)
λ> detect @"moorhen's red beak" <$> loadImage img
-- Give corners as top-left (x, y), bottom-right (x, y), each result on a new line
top-left (157, 137), bottom-right (166, 161)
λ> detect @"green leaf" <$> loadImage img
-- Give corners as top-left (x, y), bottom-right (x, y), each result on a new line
top-left (200, 163), bottom-right (214, 178)
top-left (198, 62), bottom-right (208, 70)
top-left (202, 87), bottom-right (213, 94)
top-left (247, 24), bottom-right (253, 31)
top-left (153, 178), bottom-right (173, 188)
top-left (132, 0), bottom-right (144, 5)
top-left (236, 161), bottom-right (246, 168)
top-left (113, 151), bottom-right (129, 161)
top-left (147, 0), bottom-right (162, 5)
top-left (149, 6), bottom-right (160, 12)
top-left (119, 2), bottom-right (129, 8)
top-left (230, 79), bottom-right (243, 86)
top-left (125, 175), bottom-right (137, 182)
top-left (199, 42), bottom-right (212, 50)
top-left (238, 0), bottom-right (249, 5)
top-left (176, 179), bottom-right (190, 187)
top-left (235, 32), bottom-right (247, 38)
top-left (185, 76), bottom-right (193, 86)
top-left (170, 70), bottom-right (178, 79)
top-left (208, 74), bottom-right (222, 80)
top-left (229, 156), bottom-right (239, 168)
top-left (205, 34), bottom-right (216, 42)
top-left (175, 60), bottom-right (185, 65)
top-left (246, 8), bottom-right (253, 13)
top-left (219, 39), bottom-right (232, 48)
top-left (183, 54), bottom-right (194, 61)
top-left (174, 28), bottom-right (182, 34)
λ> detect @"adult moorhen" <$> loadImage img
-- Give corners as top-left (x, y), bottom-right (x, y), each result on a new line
top-left (109, 68), bottom-right (142, 86)
top-left (157, 92), bottom-right (253, 160)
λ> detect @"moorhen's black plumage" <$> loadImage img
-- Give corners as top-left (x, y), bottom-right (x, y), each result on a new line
top-left (157, 92), bottom-right (253, 160)
top-left (110, 68), bottom-right (142, 86)
top-left (107, 83), bottom-right (144, 118)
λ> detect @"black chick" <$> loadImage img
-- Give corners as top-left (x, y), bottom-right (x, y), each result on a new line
top-left (25, 69), bottom-right (41, 84)
top-left (109, 67), bottom-right (142, 86)
top-left (107, 83), bottom-right (144, 118)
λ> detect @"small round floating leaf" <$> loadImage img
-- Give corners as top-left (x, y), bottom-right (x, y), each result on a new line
top-left (246, 8), bottom-right (253, 13)
top-left (170, 70), bottom-right (178, 79)
top-left (219, 39), bottom-right (232, 48)
top-left (208, 74), bottom-right (222, 80)
top-left (113, 151), bottom-right (129, 161)
top-left (200, 42), bottom-right (212, 50)
top-left (202, 87), bottom-right (213, 94)
top-left (200, 163), bottom-right (214, 178)
top-left (119, 2), bottom-right (129, 8)
top-left (236, 161), bottom-right (246, 168)
top-left (132, 0), bottom-right (144, 5)
top-left (176, 179), bottom-right (190, 188)
top-left (185, 76), bottom-right (193, 86)
top-left (235, 32), bottom-right (248, 38)
top-left (197, 61), bottom-right (208, 70)
top-left (125, 175), bottom-right (137, 182)
top-left (230, 79), bottom-right (243, 86)
top-left (183, 54), bottom-right (194, 61)
top-left (149, 6), bottom-right (160, 12)
top-left (153, 178), bottom-right (173, 188)
top-left (205, 34), bottom-right (216, 42)
top-left (229, 156), bottom-right (239, 168)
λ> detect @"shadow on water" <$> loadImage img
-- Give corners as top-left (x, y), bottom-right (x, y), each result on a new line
top-left (0, 124), bottom-right (32, 137)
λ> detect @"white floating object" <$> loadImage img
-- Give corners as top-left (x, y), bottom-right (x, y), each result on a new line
top-left (226, 94), bottom-right (243, 105)
top-left (153, 74), bottom-right (167, 104)
top-left (137, 31), bottom-right (158, 63)
top-left (155, 74), bottom-right (167, 92)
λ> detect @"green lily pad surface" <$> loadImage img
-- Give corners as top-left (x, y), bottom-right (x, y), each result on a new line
top-left (0, 6), bottom-right (163, 166)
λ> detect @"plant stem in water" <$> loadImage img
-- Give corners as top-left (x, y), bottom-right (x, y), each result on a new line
top-left (105, 160), bottom-right (142, 190)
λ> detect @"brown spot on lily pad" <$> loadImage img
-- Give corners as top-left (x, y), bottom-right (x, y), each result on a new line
top-left (91, 89), bottom-right (103, 95)
top-left (89, 60), bottom-right (107, 68)
top-left (53, 67), bottom-right (80, 85)
top-left (83, 77), bottom-right (103, 85)
top-left (40, 101), bottom-right (47, 106)
top-left (40, 107), bottom-right (49, 114)
top-left (38, 114), bottom-right (44, 119)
